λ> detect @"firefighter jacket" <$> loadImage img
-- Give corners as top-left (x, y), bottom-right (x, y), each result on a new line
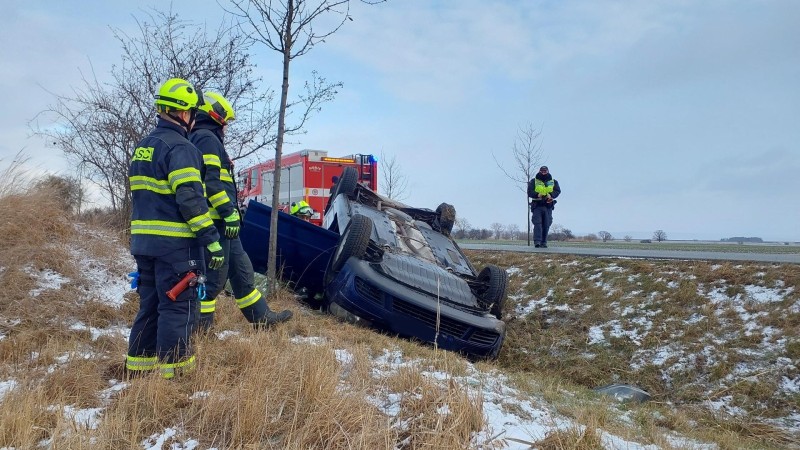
top-left (129, 119), bottom-right (219, 256)
top-left (528, 173), bottom-right (561, 210)
top-left (190, 114), bottom-right (237, 224)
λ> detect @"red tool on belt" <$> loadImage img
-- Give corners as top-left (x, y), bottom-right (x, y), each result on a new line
top-left (166, 272), bottom-right (203, 301)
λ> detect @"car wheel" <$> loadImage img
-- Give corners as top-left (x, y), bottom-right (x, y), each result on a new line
top-left (478, 265), bottom-right (507, 320)
top-left (325, 214), bottom-right (373, 284)
top-left (336, 166), bottom-right (359, 198)
top-left (324, 167), bottom-right (360, 215)
top-left (435, 203), bottom-right (456, 236)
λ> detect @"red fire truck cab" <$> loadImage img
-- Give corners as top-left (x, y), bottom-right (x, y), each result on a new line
top-left (237, 150), bottom-right (378, 226)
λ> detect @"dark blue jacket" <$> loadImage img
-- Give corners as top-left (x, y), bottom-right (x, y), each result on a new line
top-left (129, 119), bottom-right (219, 256)
top-left (528, 174), bottom-right (561, 210)
top-left (190, 114), bottom-right (238, 225)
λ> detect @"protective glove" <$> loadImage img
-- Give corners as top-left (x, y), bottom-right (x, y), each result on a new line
top-left (207, 241), bottom-right (225, 270)
top-left (223, 210), bottom-right (240, 239)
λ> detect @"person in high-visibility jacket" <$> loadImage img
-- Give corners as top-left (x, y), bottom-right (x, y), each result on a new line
top-left (126, 78), bottom-right (224, 379)
top-left (527, 165), bottom-right (561, 248)
top-left (190, 91), bottom-right (292, 331)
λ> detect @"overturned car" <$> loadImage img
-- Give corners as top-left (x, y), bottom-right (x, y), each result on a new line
top-left (240, 167), bottom-right (507, 358)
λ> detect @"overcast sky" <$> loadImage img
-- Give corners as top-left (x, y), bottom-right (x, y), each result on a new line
top-left (3, 0), bottom-right (799, 241)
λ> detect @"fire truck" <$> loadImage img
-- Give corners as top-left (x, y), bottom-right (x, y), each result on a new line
top-left (237, 149), bottom-right (378, 226)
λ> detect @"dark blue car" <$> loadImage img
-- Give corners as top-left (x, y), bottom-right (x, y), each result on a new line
top-left (240, 167), bottom-right (507, 358)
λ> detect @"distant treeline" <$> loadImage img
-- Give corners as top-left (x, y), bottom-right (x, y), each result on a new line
top-left (720, 237), bottom-right (763, 243)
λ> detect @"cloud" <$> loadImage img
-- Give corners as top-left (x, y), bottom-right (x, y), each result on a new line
top-left (328, 1), bottom-right (539, 104)
top-left (600, 1), bottom-right (800, 92)
top-left (697, 146), bottom-right (800, 194)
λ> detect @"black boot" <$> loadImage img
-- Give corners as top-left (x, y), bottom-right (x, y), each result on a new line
top-left (241, 297), bottom-right (293, 329)
top-left (257, 309), bottom-right (293, 328)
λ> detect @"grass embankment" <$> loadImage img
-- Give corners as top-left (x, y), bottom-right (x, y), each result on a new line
top-left (468, 250), bottom-right (800, 449)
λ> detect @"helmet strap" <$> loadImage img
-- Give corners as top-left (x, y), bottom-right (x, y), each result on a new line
top-left (166, 109), bottom-right (195, 133)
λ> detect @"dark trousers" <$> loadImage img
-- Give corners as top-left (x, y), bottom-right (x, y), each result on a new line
top-left (531, 206), bottom-right (553, 245)
top-left (201, 236), bottom-right (267, 324)
top-left (128, 247), bottom-right (201, 368)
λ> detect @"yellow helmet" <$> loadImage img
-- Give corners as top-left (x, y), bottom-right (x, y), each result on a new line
top-left (154, 78), bottom-right (201, 112)
top-left (290, 200), bottom-right (313, 216)
top-left (199, 91), bottom-right (235, 125)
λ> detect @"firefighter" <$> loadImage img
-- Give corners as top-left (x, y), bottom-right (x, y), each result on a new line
top-left (190, 91), bottom-right (293, 331)
top-left (290, 200), bottom-right (314, 222)
top-left (126, 78), bottom-right (224, 379)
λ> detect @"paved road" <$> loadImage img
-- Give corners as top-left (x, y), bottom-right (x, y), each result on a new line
top-left (459, 243), bottom-right (800, 264)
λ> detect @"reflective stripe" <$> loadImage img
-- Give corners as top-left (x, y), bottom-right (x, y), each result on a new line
top-left (209, 209), bottom-right (221, 220)
top-left (131, 220), bottom-right (195, 238)
top-left (130, 176), bottom-right (172, 194)
top-left (209, 191), bottom-right (230, 208)
top-left (203, 154), bottom-right (221, 167)
top-left (160, 355), bottom-right (196, 379)
top-left (126, 355), bottom-right (157, 371)
top-left (200, 298), bottom-right (217, 314)
top-left (186, 213), bottom-right (214, 233)
top-left (236, 289), bottom-right (261, 309)
top-left (220, 168), bottom-right (233, 183)
top-left (168, 167), bottom-right (202, 191)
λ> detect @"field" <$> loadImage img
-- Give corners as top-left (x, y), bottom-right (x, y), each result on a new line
top-left (462, 239), bottom-right (800, 254)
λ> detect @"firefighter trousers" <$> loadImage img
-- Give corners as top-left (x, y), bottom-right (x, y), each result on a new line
top-left (199, 236), bottom-right (267, 329)
top-left (127, 247), bottom-right (202, 378)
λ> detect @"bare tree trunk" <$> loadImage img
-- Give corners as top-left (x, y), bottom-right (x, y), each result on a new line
top-left (526, 194), bottom-right (531, 246)
top-left (267, 0), bottom-right (294, 288)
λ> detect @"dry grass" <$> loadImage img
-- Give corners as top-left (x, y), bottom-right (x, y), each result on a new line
top-left (534, 425), bottom-right (605, 450)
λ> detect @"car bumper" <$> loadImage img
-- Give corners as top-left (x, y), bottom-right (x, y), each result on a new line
top-left (326, 258), bottom-right (506, 358)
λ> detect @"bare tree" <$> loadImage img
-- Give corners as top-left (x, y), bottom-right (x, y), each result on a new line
top-left (585, 233), bottom-right (598, 242)
top-left (624, 235), bottom-right (632, 242)
top-left (454, 217), bottom-right (471, 239)
top-left (598, 230), bottom-right (613, 242)
top-left (653, 230), bottom-right (668, 242)
top-left (549, 224), bottom-right (574, 241)
top-left (379, 151), bottom-right (408, 200)
top-left (225, 0), bottom-right (383, 285)
top-left (493, 123), bottom-right (545, 246)
top-left (490, 222), bottom-right (505, 240)
top-left (507, 223), bottom-right (521, 240)
top-left (33, 9), bottom-right (277, 222)
top-left (469, 228), bottom-right (491, 240)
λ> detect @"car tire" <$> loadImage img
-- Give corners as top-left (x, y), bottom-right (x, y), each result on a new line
top-left (324, 166), bottom-right (360, 215)
top-left (336, 166), bottom-right (359, 199)
top-left (478, 265), bottom-right (507, 320)
top-left (435, 202), bottom-right (456, 236)
top-left (325, 214), bottom-right (373, 284)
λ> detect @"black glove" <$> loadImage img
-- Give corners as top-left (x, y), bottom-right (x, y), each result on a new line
top-left (207, 241), bottom-right (224, 270)
top-left (223, 211), bottom-right (240, 239)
